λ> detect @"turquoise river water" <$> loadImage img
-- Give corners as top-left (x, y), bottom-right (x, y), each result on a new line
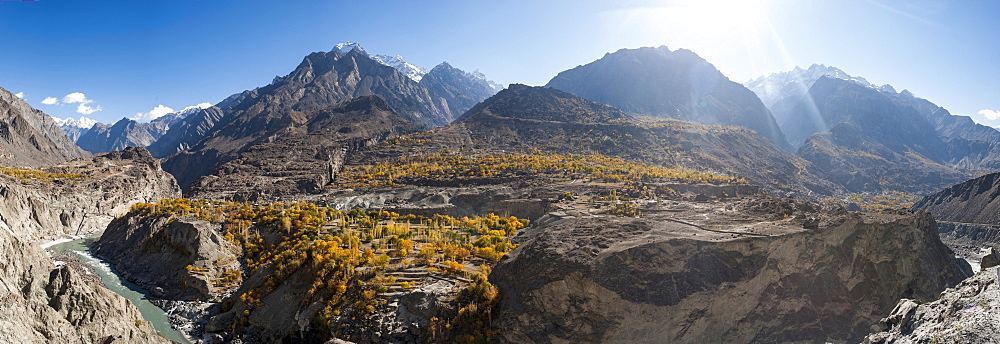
top-left (47, 238), bottom-right (189, 343)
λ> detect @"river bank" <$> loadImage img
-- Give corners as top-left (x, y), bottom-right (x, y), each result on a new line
top-left (45, 237), bottom-right (190, 344)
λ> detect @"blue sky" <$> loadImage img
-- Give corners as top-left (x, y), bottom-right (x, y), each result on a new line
top-left (1, 0), bottom-right (998, 127)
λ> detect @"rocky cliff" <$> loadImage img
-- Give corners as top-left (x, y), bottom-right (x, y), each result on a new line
top-left (0, 147), bottom-right (180, 242)
top-left (0, 215), bottom-right (168, 343)
top-left (865, 266), bottom-right (1000, 343)
top-left (491, 201), bottom-right (968, 343)
top-left (0, 86), bottom-right (88, 167)
top-left (94, 215), bottom-right (241, 301)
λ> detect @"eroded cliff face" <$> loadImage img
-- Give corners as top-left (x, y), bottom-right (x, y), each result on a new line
top-left (491, 205), bottom-right (968, 343)
top-left (94, 215), bottom-right (242, 301)
top-left (865, 267), bottom-right (1000, 344)
top-left (0, 147), bottom-right (180, 242)
top-left (0, 225), bottom-right (168, 343)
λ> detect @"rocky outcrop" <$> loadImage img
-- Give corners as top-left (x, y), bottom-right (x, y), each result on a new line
top-left (94, 215), bottom-right (241, 301)
top-left (913, 172), bottom-right (1000, 225)
top-left (0, 220), bottom-right (168, 343)
top-left (0, 86), bottom-right (88, 167)
top-left (491, 207), bottom-right (967, 343)
top-left (0, 147), bottom-right (180, 242)
top-left (865, 267), bottom-right (1000, 344)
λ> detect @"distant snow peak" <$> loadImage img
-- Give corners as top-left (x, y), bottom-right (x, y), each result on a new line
top-left (371, 54), bottom-right (428, 82)
top-left (333, 42), bottom-right (366, 55)
top-left (333, 41), bottom-right (427, 82)
top-left (53, 116), bottom-right (98, 129)
top-left (745, 64), bottom-right (891, 107)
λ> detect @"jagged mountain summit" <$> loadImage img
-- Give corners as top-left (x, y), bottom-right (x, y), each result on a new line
top-left (545, 46), bottom-right (791, 150)
top-left (52, 116), bottom-right (98, 141)
top-left (159, 46), bottom-right (458, 190)
top-left (334, 41), bottom-right (430, 81)
top-left (0, 86), bottom-right (88, 166)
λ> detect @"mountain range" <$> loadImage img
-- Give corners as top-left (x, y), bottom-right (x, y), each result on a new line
top-left (2, 42), bottom-right (998, 344)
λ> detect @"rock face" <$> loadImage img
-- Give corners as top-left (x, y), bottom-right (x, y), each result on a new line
top-left (913, 172), bottom-right (1000, 225)
top-left (865, 267), bottom-right (1000, 344)
top-left (491, 207), bottom-right (967, 343)
top-left (545, 46), bottom-right (790, 150)
top-left (186, 95), bottom-right (423, 201)
top-left (160, 47), bottom-right (458, 190)
top-left (0, 86), bottom-right (88, 167)
top-left (0, 147), bottom-right (180, 242)
top-left (0, 215), bottom-right (168, 343)
top-left (94, 215), bottom-right (241, 300)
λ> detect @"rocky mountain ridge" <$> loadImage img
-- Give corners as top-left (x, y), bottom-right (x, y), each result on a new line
top-left (159, 47), bottom-right (464, 190)
top-left (0, 87), bottom-right (88, 167)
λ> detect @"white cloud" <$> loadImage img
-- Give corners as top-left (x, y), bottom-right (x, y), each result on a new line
top-left (14, 92), bottom-right (24, 99)
top-left (41, 97), bottom-right (58, 105)
top-left (181, 102), bottom-right (212, 112)
top-left (62, 92), bottom-right (90, 104)
top-left (979, 109), bottom-right (1000, 121)
top-left (52, 92), bottom-right (103, 115)
top-left (132, 105), bottom-right (175, 122)
top-left (76, 103), bottom-right (102, 115)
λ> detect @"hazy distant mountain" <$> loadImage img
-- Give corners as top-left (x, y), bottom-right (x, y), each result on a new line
top-left (76, 118), bottom-right (167, 154)
top-left (419, 62), bottom-right (503, 116)
top-left (545, 46), bottom-right (790, 150)
top-left (0, 86), bottom-right (88, 166)
top-left (74, 106), bottom-right (202, 154)
top-left (161, 46), bottom-right (458, 190)
top-left (790, 77), bottom-right (968, 193)
top-left (745, 64), bottom-right (880, 110)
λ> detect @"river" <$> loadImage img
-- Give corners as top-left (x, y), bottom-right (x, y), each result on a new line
top-left (46, 238), bottom-right (189, 344)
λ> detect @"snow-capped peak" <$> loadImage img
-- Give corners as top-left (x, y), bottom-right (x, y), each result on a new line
top-left (332, 42), bottom-right (427, 82)
top-left (470, 69), bottom-right (505, 93)
top-left (745, 64), bottom-right (889, 108)
top-left (52, 116), bottom-right (98, 129)
top-left (333, 42), bottom-right (366, 55)
top-left (370, 54), bottom-right (428, 82)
